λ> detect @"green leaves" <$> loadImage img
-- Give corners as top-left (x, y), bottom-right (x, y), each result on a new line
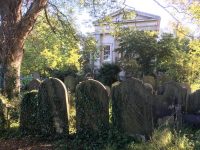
top-left (22, 13), bottom-right (80, 76)
top-left (116, 29), bottom-right (158, 75)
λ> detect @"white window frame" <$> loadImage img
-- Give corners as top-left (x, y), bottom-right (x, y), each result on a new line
top-left (103, 44), bottom-right (112, 61)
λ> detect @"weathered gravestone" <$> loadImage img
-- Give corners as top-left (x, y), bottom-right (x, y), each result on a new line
top-left (111, 78), bottom-right (154, 137)
top-left (154, 81), bottom-right (187, 128)
top-left (20, 91), bottom-right (38, 134)
top-left (75, 79), bottom-right (109, 134)
top-left (105, 85), bottom-right (111, 97)
top-left (186, 89), bottom-right (200, 114)
top-left (38, 78), bottom-right (69, 136)
top-left (182, 90), bottom-right (200, 127)
top-left (144, 83), bottom-right (154, 94)
top-left (143, 75), bottom-right (156, 90)
top-left (64, 76), bottom-right (77, 93)
top-left (0, 100), bottom-right (5, 130)
top-left (27, 79), bottom-right (41, 91)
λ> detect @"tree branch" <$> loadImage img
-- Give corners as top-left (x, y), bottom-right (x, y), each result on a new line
top-left (152, 0), bottom-right (194, 38)
top-left (16, 0), bottom-right (48, 40)
top-left (44, 7), bottom-right (56, 34)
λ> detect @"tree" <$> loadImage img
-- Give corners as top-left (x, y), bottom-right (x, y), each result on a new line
top-left (0, 0), bottom-right (47, 99)
top-left (0, 0), bottom-right (122, 99)
top-left (79, 36), bottom-right (98, 75)
top-left (22, 14), bottom-right (80, 77)
top-left (116, 29), bottom-right (158, 76)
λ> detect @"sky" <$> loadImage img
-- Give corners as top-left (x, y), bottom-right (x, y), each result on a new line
top-left (124, 0), bottom-right (174, 32)
top-left (77, 0), bottom-right (193, 34)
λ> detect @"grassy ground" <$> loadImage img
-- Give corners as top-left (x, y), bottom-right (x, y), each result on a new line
top-left (0, 101), bottom-right (199, 149)
top-left (1, 124), bottom-right (200, 150)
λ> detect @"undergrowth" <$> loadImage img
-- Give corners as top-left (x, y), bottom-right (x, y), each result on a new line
top-left (0, 94), bottom-right (199, 150)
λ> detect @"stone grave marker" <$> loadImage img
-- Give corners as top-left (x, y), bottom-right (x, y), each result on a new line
top-left (75, 79), bottom-right (109, 134)
top-left (37, 78), bottom-right (69, 136)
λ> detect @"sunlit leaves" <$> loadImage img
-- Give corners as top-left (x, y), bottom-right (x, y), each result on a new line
top-left (22, 13), bottom-right (80, 76)
top-left (189, 1), bottom-right (200, 23)
top-left (116, 29), bottom-right (158, 75)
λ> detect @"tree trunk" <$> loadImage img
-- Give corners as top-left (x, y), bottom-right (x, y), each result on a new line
top-left (3, 52), bottom-right (23, 100)
top-left (0, 0), bottom-right (47, 99)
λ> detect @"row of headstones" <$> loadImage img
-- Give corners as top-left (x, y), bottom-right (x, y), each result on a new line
top-left (20, 77), bottom-right (200, 137)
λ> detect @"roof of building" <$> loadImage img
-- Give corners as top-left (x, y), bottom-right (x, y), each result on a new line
top-left (93, 8), bottom-right (161, 25)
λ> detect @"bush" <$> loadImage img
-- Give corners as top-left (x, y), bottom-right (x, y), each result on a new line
top-left (97, 63), bottom-right (121, 87)
top-left (48, 65), bottom-right (78, 81)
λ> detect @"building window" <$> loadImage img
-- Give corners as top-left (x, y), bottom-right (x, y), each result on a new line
top-left (103, 45), bottom-right (111, 60)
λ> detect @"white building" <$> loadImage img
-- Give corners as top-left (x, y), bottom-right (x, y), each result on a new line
top-left (93, 9), bottom-right (161, 69)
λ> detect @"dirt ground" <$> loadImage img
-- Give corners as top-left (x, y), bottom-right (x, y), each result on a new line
top-left (0, 138), bottom-right (54, 150)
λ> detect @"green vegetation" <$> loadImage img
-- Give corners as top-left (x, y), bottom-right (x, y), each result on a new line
top-left (116, 29), bottom-right (200, 91)
top-left (22, 14), bottom-right (80, 77)
top-left (0, 104), bottom-right (200, 150)
top-left (97, 63), bottom-right (121, 86)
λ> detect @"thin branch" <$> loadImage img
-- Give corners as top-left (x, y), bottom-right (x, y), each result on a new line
top-left (48, 1), bottom-right (79, 41)
top-left (44, 7), bottom-right (56, 34)
top-left (17, 0), bottom-right (48, 40)
top-left (152, 0), bottom-right (194, 38)
top-left (152, 0), bottom-right (180, 23)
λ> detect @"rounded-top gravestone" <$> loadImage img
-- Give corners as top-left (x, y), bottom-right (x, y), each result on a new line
top-left (20, 90), bottom-right (38, 134)
top-left (27, 79), bottom-right (41, 91)
top-left (75, 79), bottom-right (109, 134)
top-left (143, 75), bottom-right (156, 89)
top-left (38, 78), bottom-right (69, 136)
top-left (64, 76), bottom-right (77, 93)
top-left (111, 77), bottom-right (154, 137)
top-left (187, 89), bottom-right (200, 114)
top-left (154, 81), bottom-right (187, 128)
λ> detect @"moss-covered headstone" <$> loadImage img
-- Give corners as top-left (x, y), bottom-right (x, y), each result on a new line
top-left (64, 76), bottom-right (77, 93)
top-left (38, 78), bottom-right (69, 136)
top-left (143, 75), bottom-right (156, 89)
top-left (154, 81), bottom-right (186, 128)
top-left (27, 79), bottom-right (41, 91)
top-left (20, 91), bottom-right (38, 134)
top-left (186, 89), bottom-right (200, 114)
top-left (157, 81), bottom-right (187, 106)
top-left (111, 78), bottom-right (154, 137)
top-left (75, 79), bottom-right (109, 134)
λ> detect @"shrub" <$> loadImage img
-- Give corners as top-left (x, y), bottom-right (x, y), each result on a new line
top-left (97, 63), bottom-right (121, 87)
top-left (48, 65), bottom-right (78, 81)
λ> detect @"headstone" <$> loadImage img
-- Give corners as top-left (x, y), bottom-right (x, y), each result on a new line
top-left (181, 82), bottom-right (191, 94)
top-left (143, 75), bottom-right (156, 89)
top-left (32, 72), bottom-right (40, 79)
top-left (27, 79), bottom-right (41, 91)
top-left (144, 83), bottom-right (154, 94)
top-left (111, 78), bottom-right (154, 137)
top-left (154, 81), bottom-right (187, 128)
top-left (20, 91), bottom-right (38, 134)
top-left (75, 79), bottom-right (109, 134)
top-left (156, 81), bottom-right (187, 106)
top-left (186, 89), bottom-right (200, 114)
top-left (105, 85), bottom-right (111, 97)
top-left (156, 73), bottom-right (171, 87)
top-left (38, 78), bottom-right (69, 136)
top-left (64, 76), bottom-right (77, 93)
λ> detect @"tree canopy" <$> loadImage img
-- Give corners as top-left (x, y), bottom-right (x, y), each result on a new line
top-left (22, 13), bottom-right (80, 77)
